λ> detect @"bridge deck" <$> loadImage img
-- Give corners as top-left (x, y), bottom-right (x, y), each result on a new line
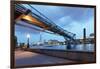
top-left (15, 49), bottom-right (77, 67)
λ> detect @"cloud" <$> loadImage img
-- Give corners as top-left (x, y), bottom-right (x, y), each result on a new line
top-left (21, 4), bottom-right (94, 26)
top-left (29, 5), bottom-right (94, 23)
top-left (63, 17), bottom-right (94, 39)
top-left (54, 15), bottom-right (72, 27)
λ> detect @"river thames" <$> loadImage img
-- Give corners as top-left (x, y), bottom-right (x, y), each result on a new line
top-left (30, 44), bottom-right (94, 52)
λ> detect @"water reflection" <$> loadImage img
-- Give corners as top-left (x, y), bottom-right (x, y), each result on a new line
top-left (30, 44), bottom-right (94, 52)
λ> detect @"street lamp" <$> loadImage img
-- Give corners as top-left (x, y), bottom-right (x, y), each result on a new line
top-left (27, 34), bottom-right (30, 48)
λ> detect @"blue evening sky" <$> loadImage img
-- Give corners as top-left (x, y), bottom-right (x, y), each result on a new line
top-left (15, 4), bottom-right (94, 44)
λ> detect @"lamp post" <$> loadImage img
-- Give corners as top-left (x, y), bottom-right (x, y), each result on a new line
top-left (27, 34), bottom-right (30, 48)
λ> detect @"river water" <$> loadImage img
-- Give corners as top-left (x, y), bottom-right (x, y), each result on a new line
top-left (30, 44), bottom-right (94, 52)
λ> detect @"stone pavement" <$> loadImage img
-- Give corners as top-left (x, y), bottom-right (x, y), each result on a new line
top-left (15, 50), bottom-right (77, 67)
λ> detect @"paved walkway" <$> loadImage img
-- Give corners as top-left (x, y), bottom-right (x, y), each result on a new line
top-left (15, 50), bottom-right (77, 67)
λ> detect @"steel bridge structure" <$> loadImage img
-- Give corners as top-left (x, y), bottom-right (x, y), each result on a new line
top-left (15, 4), bottom-right (76, 48)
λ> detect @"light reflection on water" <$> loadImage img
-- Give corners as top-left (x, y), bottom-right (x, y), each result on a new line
top-left (30, 44), bottom-right (94, 52)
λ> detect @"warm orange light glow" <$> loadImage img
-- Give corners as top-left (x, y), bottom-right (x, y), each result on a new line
top-left (15, 14), bottom-right (25, 22)
top-left (22, 14), bottom-right (49, 30)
